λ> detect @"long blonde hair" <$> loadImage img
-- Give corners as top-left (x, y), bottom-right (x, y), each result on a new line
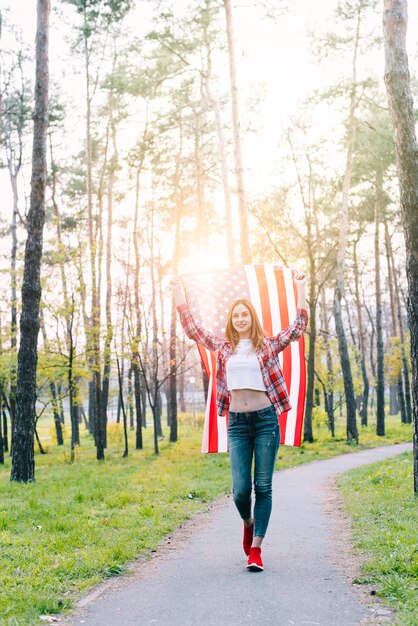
top-left (225, 298), bottom-right (266, 351)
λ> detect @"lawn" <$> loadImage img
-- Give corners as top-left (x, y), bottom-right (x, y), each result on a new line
top-left (338, 452), bottom-right (418, 626)
top-left (0, 412), bottom-right (413, 625)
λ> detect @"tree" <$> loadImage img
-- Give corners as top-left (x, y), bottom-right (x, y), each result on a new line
top-left (64, 0), bottom-right (132, 460)
top-left (383, 0), bottom-right (418, 492)
top-left (329, 0), bottom-right (377, 443)
top-left (0, 22), bottom-right (32, 441)
top-left (10, 0), bottom-right (51, 482)
top-left (223, 0), bottom-right (250, 263)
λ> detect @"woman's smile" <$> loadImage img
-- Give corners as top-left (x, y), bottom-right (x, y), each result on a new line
top-left (232, 303), bottom-right (252, 335)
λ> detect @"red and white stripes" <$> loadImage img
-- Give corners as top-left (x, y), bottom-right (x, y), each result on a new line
top-left (192, 264), bottom-right (306, 452)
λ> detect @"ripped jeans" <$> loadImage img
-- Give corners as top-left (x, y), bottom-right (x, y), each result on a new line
top-left (227, 404), bottom-right (280, 538)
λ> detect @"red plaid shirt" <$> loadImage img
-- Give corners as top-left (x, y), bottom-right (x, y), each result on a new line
top-left (177, 303), bottom-right (308, 418)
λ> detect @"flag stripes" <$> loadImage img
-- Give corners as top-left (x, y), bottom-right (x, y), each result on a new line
top-left (182, 264), bottom-right (306, 452)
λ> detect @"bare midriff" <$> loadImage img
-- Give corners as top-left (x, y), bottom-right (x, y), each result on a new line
top-left (229, 389), bottom-right (272, 413)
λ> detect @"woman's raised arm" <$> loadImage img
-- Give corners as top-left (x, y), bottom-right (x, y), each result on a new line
top-left (269, 271), bottom-right (309, 353)
top-left (170, 277), bottom-right (224, 353)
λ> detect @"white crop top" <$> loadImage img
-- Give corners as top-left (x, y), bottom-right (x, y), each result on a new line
top-left (226, 339), bottom-right (266, 391)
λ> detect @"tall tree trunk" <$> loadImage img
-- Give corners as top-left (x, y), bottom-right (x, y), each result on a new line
top-left (374, 175), bottom-right (385, 435)
top-left (49, 132), bottom-right (84, 430)
top-left (168, 132), bottom-right (183, 443)
top-left (319, 289), bottom-right (335, 435)
top-left (303, 274), bottom-right (316, 442)
top-left (101, 81), bottom-right (118, 451)
top-left (9, 173), bottom-right (18, 443)
top-left (333, 6), bottom-right (361, 444)
top-left (68, 312), bottom-right (79, 460)
top-left (150, 208), bottom-right (159, 455)
top-left (40, 310), bottom-right (64, 446)
top-left (116, 357), bottom-right (128, 458)
top-left (127, 367), bottom-right (134, 429)
top-left (383, 0), bottom-right (418, 492)
top-left (179, 336), bottom-right (186, 413)
top-left (2, 398), bottom-right (8, 453)
top-left (169, 301), bottom-right (178, 442)
top-left (10, 0), bottom-right (50, 482)
top-left (223, 0), bottom-right (250, 263)
top-left (386, 222), bottom-right (412, 423)
top-left (384, 218), bottom-right (407, 421)
top-left (133, 166), bottom-right (143, 449)
top-left (353, 239), bottom-right (369, 425)
top-left (156, 389), bottom-right (163, 438)
top-left (82, 10), bottom-right (102, 454)
top-left (203, 17), bottom-right (234, 265)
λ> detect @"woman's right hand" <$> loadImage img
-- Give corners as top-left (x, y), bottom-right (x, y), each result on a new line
top-left (294, 271), bottom-right (307, 286)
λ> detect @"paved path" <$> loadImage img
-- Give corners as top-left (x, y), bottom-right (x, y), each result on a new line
top-left (68, 443), bottom-right (412, 626)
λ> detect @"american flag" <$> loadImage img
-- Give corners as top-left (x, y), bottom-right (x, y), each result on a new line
top-left (180, 264), bottom-right (306, 452)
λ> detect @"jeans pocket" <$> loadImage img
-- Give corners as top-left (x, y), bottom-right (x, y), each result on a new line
top-left (257, 406), bottom-right (277, 420)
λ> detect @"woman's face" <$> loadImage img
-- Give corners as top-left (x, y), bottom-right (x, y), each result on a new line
top-left (231, 303), bottom-right (252, 338)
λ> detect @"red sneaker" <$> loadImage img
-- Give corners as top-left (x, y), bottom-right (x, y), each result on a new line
top-left (247, 547), bottom-right (263, 571)
top-left (243, 522), bottom-right (254, 556)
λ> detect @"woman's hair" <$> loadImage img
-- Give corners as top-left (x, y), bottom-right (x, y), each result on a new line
top-left (225, 298), bottom-right (266, 351)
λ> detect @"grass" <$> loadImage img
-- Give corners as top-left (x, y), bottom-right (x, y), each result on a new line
top-left (0, 411), bottom-right (413, 625)
top-left (338, 452), bottom-right (418, 626)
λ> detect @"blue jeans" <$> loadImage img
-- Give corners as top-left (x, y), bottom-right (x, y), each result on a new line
top-left (227, 404), bottom-right (280, 538)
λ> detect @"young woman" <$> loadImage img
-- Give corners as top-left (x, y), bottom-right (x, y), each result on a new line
top-left (171, 272), bottom-right (308, 572)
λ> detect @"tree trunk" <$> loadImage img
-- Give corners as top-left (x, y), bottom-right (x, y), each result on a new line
top-left (303, 261), bottom-right (316, 443)
top-left (3, 403), bottom-right (8, 453)
top-left (68, 309), bottom-right (80, 457)
top-left (333, 7), bottom-right (361, 444)
top-left (374, 175), bottom-right (385, 435)
top-left (223, 0), bottom-right (250, 263)
top-left (156, 389), bottom-right (163, 438)
top-left (82, 10), bottom-right (102, 456)
top-left (116, 357), bottom-right (128, 458)
top-left (133, 166), bottom-right (143, 448)
top-left (40, 310), bottom-right (64, 446)
top-left (128, 367), bottom-right (134, 429)
top-left (319, 289), bottom-right (335, 435)
top-left (203, 22), bottom-right (235, 265)
top-left (133, 360), bottom-right (142, 447)
top-left (179, 336), bottom-right (186, 413)
top-left (168, 301), bottom-right (178, 442)
top-left (384, 219), bottom-right (407, 421)
top-left (383, 0), bottom-right (418, 492)
top-left (9, 173), bottom-right (18, 443)
top-left (50, 382), bottom-right (64, 445)
top-left (10, 0), bottom-right (50, 482)
top-left (101, 92), bottom-right (118, 452)
top-left (167, 130), bottom-right (183, 443)
top-left (387, 223), bottom-right (412, 423)
top-left (353, 239), bottom-right (369, 425)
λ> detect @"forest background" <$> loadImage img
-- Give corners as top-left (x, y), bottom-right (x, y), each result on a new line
top-left (0, 0), bottom-right (417, 469)
top-left (0, 0), bottom-right (418, 623)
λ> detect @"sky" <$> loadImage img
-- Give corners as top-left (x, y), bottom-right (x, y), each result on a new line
top-left (1, 0), bottom-right (417, 275)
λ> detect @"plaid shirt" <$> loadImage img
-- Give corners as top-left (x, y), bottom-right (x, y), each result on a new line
top-left (177, 303), bottom-right (308, 418)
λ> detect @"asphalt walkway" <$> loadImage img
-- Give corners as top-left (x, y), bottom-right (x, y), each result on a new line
top-left (67, 442), bottom-right (412, 626)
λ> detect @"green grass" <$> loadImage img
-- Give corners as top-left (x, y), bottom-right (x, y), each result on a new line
top-left (0, 412), bottom-right (413, 625)
top-left (338, 452), bottom-right (418, 626)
